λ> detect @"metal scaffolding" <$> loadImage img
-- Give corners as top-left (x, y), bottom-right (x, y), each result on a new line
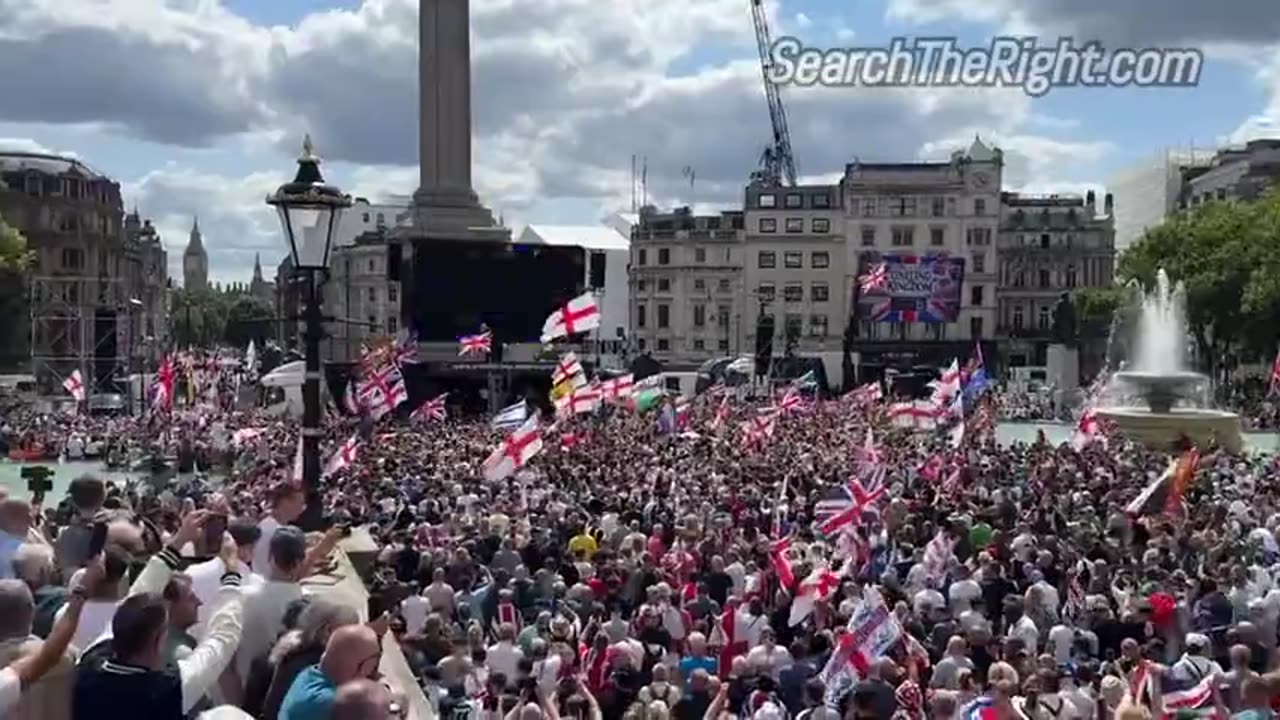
top-left (28, 273), bottom-right (128, 395)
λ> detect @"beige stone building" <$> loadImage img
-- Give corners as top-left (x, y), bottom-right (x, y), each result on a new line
top-left (741, 183), bottom-right (847, 360)
top-left (629, 207), bottom-right (745, 364)
top-left (838, 137), bottom-right (1002, 372)
top-left (997, 190), bottom-right (1116, 370)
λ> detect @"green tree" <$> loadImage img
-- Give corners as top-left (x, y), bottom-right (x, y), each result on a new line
top-left (1073, 285), bottom-right (1136, 336)
top-left (1118, 189), bottom-right (1280, 372)
top-left (170, 288), bottom-right (232, 348)
top-left (0, 214), bottom-right (31, 370)
top-left (0, 214), bottom-right (31, 271)
top-left (222, 294), bottom-right (274, 348)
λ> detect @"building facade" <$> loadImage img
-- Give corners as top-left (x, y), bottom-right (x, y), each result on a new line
top-left (182, 217), bottom-right (208, 290)
top-left (996, 191), bottom-right (1115, 370)
top-left (1108, 148), bottom-right (1213, 258)
top-left (121, 210), bottom-right (168, 368)
top-left (0, 151), bottom-right (167, 389)
top-left (629, 207), bottom-right (746, 366)
top-left (741, 183), bottom-right (847, 365)
top-left (840, 137), bottom-right (1002, 372)
top-left (320, 234), bottom-right (402, 362)
top-left (1182, 139), bottom-right (1280, 208)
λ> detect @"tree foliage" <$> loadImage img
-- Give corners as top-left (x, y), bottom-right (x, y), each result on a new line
top-left (1117, 189), bottom-right (1280, 369)
top-left (0, 213), bottom-right (31, 272)
top-left (1073, 285), bottom-right (1137, 335)
top-left (171, 288), bottom-right (273, 349)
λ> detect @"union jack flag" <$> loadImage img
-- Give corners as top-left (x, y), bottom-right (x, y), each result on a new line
top-left (762, 387), bottom-right (805, 416)
top-left (814, 474), bottom-right (886, 536)
top-left (411, 392), bottom-right (448, 422)
top-left (740, 413), bottom-right (776, 451)
top-left (459, 330), bottom-right (492, 357)
top-left (394, 330), bottom-right (420, 365)
top-left (859, 262), bottom-right (888, 293)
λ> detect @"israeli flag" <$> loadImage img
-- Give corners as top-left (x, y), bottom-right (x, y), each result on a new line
top-left (491, 401), bottom-right (529, 431)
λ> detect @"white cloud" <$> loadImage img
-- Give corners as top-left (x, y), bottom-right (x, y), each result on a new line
top-left (0, 137), bottom-right (73, 156)
top-left (794, 12), bottom-right (812, 29)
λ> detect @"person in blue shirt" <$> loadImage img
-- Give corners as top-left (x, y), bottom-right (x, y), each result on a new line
top-left (280, 624), bottom-right (382, 720)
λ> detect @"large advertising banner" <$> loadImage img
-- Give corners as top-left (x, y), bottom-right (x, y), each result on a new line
top-left (855, 253), bottom-right (965, 323)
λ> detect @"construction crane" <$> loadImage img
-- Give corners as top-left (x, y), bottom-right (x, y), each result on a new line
top-left (749, 0), bottom-right (798, 187)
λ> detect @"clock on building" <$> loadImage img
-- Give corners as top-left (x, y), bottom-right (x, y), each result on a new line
top-left (971, 171), bottom-right (992, 189)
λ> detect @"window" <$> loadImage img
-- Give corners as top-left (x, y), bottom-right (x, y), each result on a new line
top-left (784, 218), bottom-right (803, 233)
top-left (637, 305), bottom-right (647, 327)
top-left (810, 314), bottom-right (829, 337)
top-left (1039, 269), bottom-right (1051, 287)
top-left (758, 251), bottom-right (776, 268)
top-left (658, 248), bottom-right (670, 265)
top-left (1015, 271), bottom-right (1026, 287)
top-left (693, 278), bottom-right (706, 291)
top-left (368, 287), bottom-right (377, 302)
top-left (964, 227), bottom-right (988, 246)
top-left (657, 304), bottom-right (670, 328)
top-left (813, 218), bottom-right (830, 233)
top-left (387, 316), bottom-right (397, 334)
top-left (637, 279), bottom-right (647, 291)
top-left (368, 259), bottom-right (376, 273)
top-left (970, 285), bottom-right (984, 306)
top-left (891, 226), bottom-right (914, 246)
top-left (1066, 264), bottom-right (1077, 288)
top-left (811, 251), bottom-right (830, 269)
top-left (718, 306), bottom-right (730, 328)
top-left (862, 198), bottom-right (876, 216)
top-left (758, 193), bottom-right (777, 208)
top-left (362, 212), bottom-right (370, 222)
top-left (785, 193), bottom-right (803, 208)
top-left (695, 247), bottom-right (706, 263)
top-left (376, 213), bottom-right (386, 226)
top-left (62, 248), bottom-right (84, 270)
top-left (368, 315), bottom-right (378, 330)
top-left (930, 227), bottom-right (945, 246)
top-left (970, 317), bottom-right (984, 339)
top-left (718, 339), bottom-right (730, 351)
top-left (1040, 233), bottom-right (1051, 249)
top-left (812, 193), bottom-right (831, 209)
top-left (888, 197), bottom-right (917, 217)
top-left (860, 226), bottom-right (876, 246)
top-left (1038, 306), bottom-right (1050, 329)
top-left (811, 283), bottom-right (830, 302)
top-left (784, 283), bottom-right (803, 302)
top-left (637, 248), bottom-right (647, 265)
top-left (758, 283), bottom-right (775, 302)
top-left (693, 304), bottom-right (706, 327)
top-left (1012, 305), bottom-right (1024, 329)
top-left (718, 278), bottom-right (730, 293)
top-left (974, 198), bottom-right (986, 216)
top-left (657, 278), bottom-right (671, 292)
top-left (931, 197), bottom-right (946, 216)
top-left (693, 339), bottom-right (705, 351)
top-left (972, 253), bottom-right (985, 273)
top-left (783, 251), bottom-right (802, 268)
top-left (388, 285), bottom-right (398, 302)
top-left (657, 338), bottom-right (670, 351)
top-left (759, 218), bottom-right (777, 233)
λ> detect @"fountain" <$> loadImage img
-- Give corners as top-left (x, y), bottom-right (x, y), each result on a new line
top-left (1095, 269), bottom-right (1244, 453)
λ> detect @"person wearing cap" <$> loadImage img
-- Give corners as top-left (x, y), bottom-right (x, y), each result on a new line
top-left (1170, 633), bottom-right (1223, 685)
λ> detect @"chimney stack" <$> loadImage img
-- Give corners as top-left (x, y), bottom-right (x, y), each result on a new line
top-left (1086, 190), bottom-right (1096, 215)
top-left (1104, 193), bottom-right (1114, 216)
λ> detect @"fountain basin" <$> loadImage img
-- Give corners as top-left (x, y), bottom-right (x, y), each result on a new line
top-left (1112, 370), bottom-right (1208, 414)
top-left (1095, 406), bottom-right (1243, 453)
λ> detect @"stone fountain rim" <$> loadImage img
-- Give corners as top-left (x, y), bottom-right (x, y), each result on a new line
top-left (1112, 370), bottom-right (1209, 384)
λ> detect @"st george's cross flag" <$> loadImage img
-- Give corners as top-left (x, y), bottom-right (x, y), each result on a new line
top-left (483, 415), bottom-right (544, 481)
top-left (540, 291), bottom-right (601, 344)
top-left (322, 435), bottom-right (360, 478)
top-left (62, 369), bottom-right (86, 402)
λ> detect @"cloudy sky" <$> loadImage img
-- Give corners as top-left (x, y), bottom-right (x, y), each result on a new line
top-left (1, 0), bottom-right (1278, 283)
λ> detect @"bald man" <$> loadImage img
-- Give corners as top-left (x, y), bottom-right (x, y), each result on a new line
top-left (279, 625), bottom-right (382, 720)
top-left (332, 679), bottom-right (391, 720)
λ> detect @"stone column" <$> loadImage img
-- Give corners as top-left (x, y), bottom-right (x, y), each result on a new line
top-left (418, 0), bottom-right (478, 207)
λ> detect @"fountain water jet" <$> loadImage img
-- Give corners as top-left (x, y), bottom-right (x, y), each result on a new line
top-left (1095, 269), bottom-right (1243, 452)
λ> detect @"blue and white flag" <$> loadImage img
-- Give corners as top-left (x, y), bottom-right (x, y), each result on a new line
top-left (491, 401), bottom-right (529, 431)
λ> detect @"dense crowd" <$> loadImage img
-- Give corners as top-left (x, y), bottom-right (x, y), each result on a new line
top-left (0, 374), bottom-right (1279, 720)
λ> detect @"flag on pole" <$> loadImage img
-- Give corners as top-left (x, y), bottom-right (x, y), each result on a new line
top-left (483, 415), bottom-right (544, 481)
top-left (491, 401), bottom-right (530, 430)
top-left (459, 330), bottom-right (493, 357)
top-left (62, 369), bottom-right (86, 402)
top-left (411, 393), bottom-right (448, 422)
top-left (540, 291), bottom-right (601, 344)
top-left (322, 435), bottom-right (360, 478)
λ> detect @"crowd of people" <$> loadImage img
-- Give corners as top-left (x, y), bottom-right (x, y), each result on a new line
top-left (0, 367), bottom-right (1279, 720)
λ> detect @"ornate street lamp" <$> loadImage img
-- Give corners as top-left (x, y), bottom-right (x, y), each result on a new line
top-left (267, 135), bottom-right (351, 529)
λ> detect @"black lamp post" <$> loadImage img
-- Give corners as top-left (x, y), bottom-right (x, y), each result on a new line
top-left (267, 135), bottom-right (351, 530)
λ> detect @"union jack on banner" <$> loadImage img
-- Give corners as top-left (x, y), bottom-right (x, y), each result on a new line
top-left (860, 254), bottom-right (960, 323)
top-left (394, 330), bottom-right (419, 365)
top-left (459, 330), bottom-right (492, 357)
top-left (859, 262), bottom-right (888, 293)
top-left (411, 392), bottom-right (448, 422)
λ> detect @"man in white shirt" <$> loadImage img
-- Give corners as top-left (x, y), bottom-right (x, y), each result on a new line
top-left (948, 566), bottom-right (982, 617)
top-left (485, 623), bottom-right (523, 681)
top-left (252, 484), bottom-right (305, 576)
top-left (399, 584), bottom-right (428, 637)
top-left (233, 526), bottom-right (307, 684)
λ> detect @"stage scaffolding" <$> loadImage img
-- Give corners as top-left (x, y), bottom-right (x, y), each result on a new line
top-left (28, 273), bottom-right (129, 395)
